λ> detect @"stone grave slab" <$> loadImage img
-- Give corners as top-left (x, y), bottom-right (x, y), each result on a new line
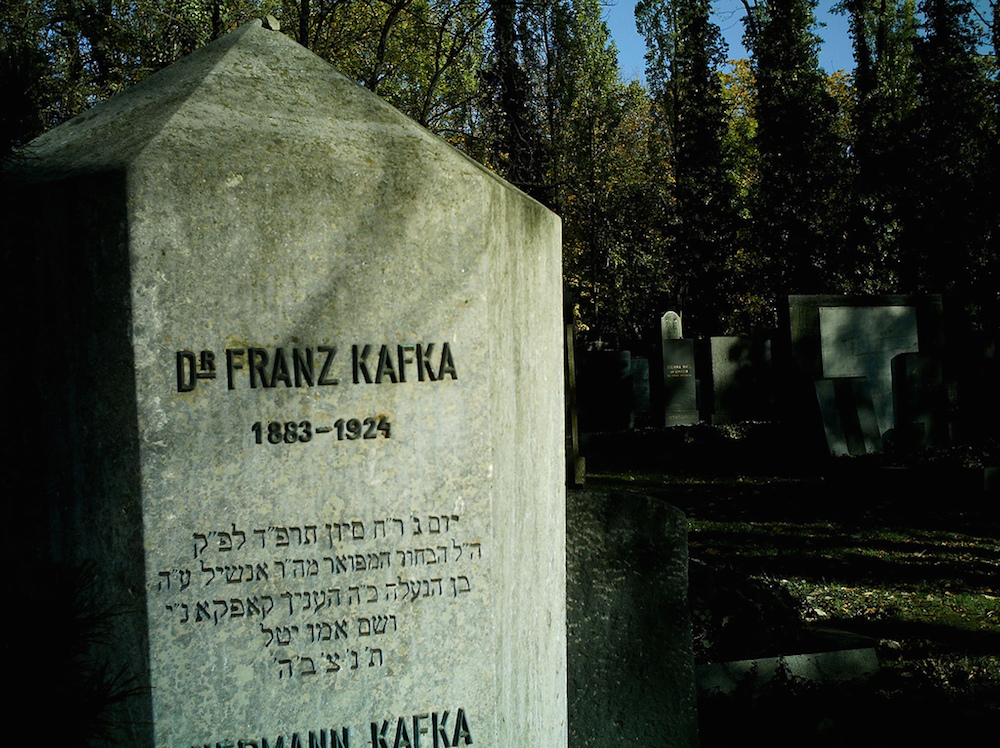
top-left (567, 490), bottom-right (698, 747)
top-left (6, 21), bottom-right (565, 747)
top-left (820, 305), bottom-right (918, 437)
top-left (662, 339), bottom-right (699, 426)
top-left (785, 295), bottom-right (946, 447)
top-left (578, 350), bottom-right (634, 433)
top-left (815, 378), bottom-right (883, 456)
top-left (706, 336), bottom-right (773, 424)
top-left (892, 352), bottom-right (948, 448)
top-left (661, 311), bottom-right (683, 341)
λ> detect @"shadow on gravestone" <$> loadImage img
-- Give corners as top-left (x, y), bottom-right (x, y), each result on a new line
top-left (567, 490), bottom-right (699, 748)
top-left (4, 21), bottom-right (565, 747)
top-left (892, 352), bottom-right (948, 449)
top-left (815, 378), bottom-right (883, 456)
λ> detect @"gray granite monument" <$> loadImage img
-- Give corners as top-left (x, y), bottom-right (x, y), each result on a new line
top-left (786, 295), bottom-right (947, 448)
top-left (7, 21), bottom-right (565, 747)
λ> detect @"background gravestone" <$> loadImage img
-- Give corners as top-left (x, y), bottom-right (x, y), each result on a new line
top-left (892, 352), bottom-right (948, 448)
top-left (819, 305), bottom-right (919, 437)
top-left (704, 336), bottom-right (774, 424)
top-left (577, 350), bottom-right (635, 433)
top-left (662, 340), bottom-right (699, 426)
top-left (814, 378), bottom-right (883, 456)
top-left (784, 295), bottom-right (947, 451)
top-left (5, 22), bottom-right (566, 747)
top-left (566, 490), bottom-right (699, 747)
top-left (661, 311), bottom-right (683, 341)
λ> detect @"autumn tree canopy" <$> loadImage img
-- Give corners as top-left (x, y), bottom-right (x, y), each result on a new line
top-left (2, 0), bottom-right (997, 344)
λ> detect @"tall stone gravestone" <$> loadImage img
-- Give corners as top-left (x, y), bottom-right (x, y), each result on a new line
top-left (6, 22), bottom-right (566, 747)
top-left (706, 336), bottom-right (774, 424)
top-left (660, 313), bottom-right (698, 426)
top-left (892, 352), bottom-right (948, 448)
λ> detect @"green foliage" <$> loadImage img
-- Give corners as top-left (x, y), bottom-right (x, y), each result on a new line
top-left (836, 0), bottom-right (920, 293)
top-left (744, 0), bottom-right (848, 319)
top-left (637, 0), bottom-right (738, 336)
top-left (906, 0), bottom-right (997, 327)
top-left (4, 0), bottom-right (997, 343)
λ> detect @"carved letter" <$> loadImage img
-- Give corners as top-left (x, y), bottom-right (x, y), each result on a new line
top-left (271, 348), bottom-right (292, 387)
top-left (438, 342), bottom-right (458, 380)
top-left (352, 344), bottom-right (374, 384)
top-left (317, 346), bottom-right (338, 386)
top-left (176, 350), bottom-right (197, 392)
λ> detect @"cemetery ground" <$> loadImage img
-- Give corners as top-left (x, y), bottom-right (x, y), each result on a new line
top-left (584, 425), bottom-right (999, 747)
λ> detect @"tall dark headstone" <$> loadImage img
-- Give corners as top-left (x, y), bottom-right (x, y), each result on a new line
top-left (578, 350), bottom-right (635, 433)
top-left (6, 22), bottom-right (566, 746)
top-left (892, 352), bottom-right (948, 448)
top-left (662, 340), bottom-right (699, 426)
top-left (706, 336), bottom-right (774, 424)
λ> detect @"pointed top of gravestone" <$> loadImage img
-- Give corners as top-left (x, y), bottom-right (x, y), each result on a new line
top-left (21, 20), bottom-right (501, 188)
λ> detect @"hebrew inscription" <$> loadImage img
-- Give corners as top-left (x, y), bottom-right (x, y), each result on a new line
top-left (155, 515), bottom-right (483, 681)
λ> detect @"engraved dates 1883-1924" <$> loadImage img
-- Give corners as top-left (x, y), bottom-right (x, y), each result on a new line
top-left (251, 418), bottom-right (392, 444)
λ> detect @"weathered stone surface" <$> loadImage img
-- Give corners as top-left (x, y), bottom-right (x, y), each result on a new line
top-left (7, 21), bottom-right (565, 747)
top-left (820, 305), bottom-right (919, 437)
top-left (566, 490), bottom-right (699, 748)
top-left (661, 311), bottom-right (683, 341)
top-left (706, 335), bottom-right (773, 424)
top-left (814, 378), bottom-right (883, 456)
top-left (697, 648), bottom-right (879, 694)
top-left (785, 295), bottom-right (947, 450)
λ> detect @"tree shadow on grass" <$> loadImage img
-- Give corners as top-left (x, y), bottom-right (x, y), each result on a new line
top-left (689, 527), bottom-right (1000, 591)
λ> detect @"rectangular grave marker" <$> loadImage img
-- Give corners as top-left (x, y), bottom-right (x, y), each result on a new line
top-left (785, 295), bottom-right (947, 451)
top-left (662, 340), bottom-right (699, 426)
top-left (6, 22), bottom-right (565, 747)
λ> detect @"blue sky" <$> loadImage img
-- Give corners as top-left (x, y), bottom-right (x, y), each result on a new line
top-left (605, 0), bottom-right (993, 83)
